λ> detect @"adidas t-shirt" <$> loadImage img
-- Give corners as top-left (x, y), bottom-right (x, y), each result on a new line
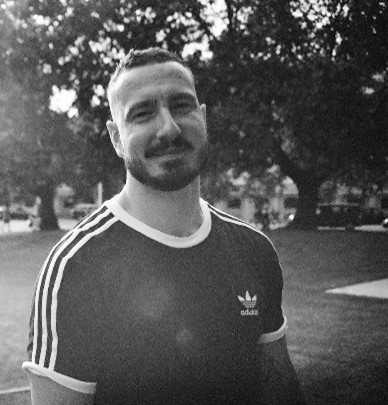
top-left (23, 197), bottom-right (287, 404)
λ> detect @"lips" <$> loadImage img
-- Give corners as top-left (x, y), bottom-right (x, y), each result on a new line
top-left (145, 139), bottom-right (193, 158)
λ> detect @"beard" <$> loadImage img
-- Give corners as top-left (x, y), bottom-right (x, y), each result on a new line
top-left (124, 141), bottom-right (210, 192)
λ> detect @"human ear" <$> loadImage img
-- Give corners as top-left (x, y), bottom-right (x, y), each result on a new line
top-left (107, 120), bottom-right (123, 158)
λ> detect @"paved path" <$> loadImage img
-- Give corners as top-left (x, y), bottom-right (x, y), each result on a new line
top-left (318, 224), bottom-right (387, 233)
top-left (0, 218), bottom-right (77, 236)
top-left (327, 278), bottom-right (388, 299)
top-left (1, 219), bottom-right (386, 237)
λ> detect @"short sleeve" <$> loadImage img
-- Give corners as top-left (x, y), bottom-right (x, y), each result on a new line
top-left (22, 248), bottom-right (103, 393)
top-left (257, 238), bottom-right (287, 344)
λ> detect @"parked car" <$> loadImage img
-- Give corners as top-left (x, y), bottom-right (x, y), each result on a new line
top-left (70, 203), bottom-right (98, 220)
top-left (316, 203), bottom-right (362, 229)
top-left (359, 207), bottom-right (385, 225)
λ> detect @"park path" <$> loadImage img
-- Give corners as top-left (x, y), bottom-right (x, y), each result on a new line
top-left (0, 218), bottom-right (77, 236)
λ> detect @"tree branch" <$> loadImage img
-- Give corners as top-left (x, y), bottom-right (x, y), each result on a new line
top-left (225, 0), bottom-right (235, 35)
top-left (272, 137), bottom-right (304, 184)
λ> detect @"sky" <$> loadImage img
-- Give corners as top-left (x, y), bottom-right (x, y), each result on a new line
top-left (50, 0), bottom-right (227, 114)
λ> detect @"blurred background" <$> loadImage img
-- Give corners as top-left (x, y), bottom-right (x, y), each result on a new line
top-left (1, 2), bottom-right (388, 404)
top-left (0, 0), bottom-right (387, 232)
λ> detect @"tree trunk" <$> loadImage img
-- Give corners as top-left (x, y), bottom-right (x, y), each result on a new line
top-left (272, 139), bottom-right (322, 230)
top-left (288, 178), bottom-right (320, 230)
top-left (37, 179), bottom-right (59, 231)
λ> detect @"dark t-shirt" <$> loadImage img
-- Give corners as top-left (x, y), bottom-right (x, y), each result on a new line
top-left (23, 197), bottom-right (286, 404)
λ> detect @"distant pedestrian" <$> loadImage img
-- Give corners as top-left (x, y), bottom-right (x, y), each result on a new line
top-left (29, 197), bottom-right (42, 232)
top-left (2, 204), bottom-right (11, 233)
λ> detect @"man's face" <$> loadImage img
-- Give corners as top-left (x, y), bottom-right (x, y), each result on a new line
top-left (108, 61), bottom-right (209, 192)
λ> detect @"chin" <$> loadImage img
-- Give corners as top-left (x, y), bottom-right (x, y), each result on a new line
top-left (125, 145), bottom-right (208, 192)
top-left (146, 170), bottom-right (200, 192)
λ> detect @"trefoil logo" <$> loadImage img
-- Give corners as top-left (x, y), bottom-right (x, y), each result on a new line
top-left (238, 291), bottom-right (259, 316)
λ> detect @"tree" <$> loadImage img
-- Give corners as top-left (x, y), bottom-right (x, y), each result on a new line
top-left (0, 72), bottom-right (90, 229)
top-left (1, 0), bottom-right (213, 227)
top-left (2, 0), bottom-right (387, 231)
top-left (200, 0), bottom-right (388, 229)
top-left (280, 0), bottom-right (388, 228)
top-left (2, 2), bottom-right (110, 229)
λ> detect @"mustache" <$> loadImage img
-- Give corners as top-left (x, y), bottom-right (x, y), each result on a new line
top-left (145, 137), bottom-right (193, 158)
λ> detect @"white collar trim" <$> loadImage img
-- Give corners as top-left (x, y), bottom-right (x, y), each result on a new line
top-left (105, 196), bottom-right (211, 248)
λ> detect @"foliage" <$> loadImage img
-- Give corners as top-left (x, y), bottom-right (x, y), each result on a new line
top-left (1, 0), bottom-right (214, 197)
top-left (1, 0), bottom-right (387, 230)
top-left (0, 0), bottom-right (212, 227)
top-left (201, 0), bottom-right (388, 228)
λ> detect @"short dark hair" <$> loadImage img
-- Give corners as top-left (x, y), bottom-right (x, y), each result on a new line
top-left (107, 47), bottom-right (192, 98)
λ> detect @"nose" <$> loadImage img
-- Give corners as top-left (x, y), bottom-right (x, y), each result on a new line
top-left (156, 108), bottom-right (181, 141)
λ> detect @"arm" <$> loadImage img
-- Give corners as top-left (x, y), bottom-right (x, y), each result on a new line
top-left (258, 336), bottom-right (306, 405)
top-left (28, 371), bottom-right (94, 405)
top-left (24, 256), bottom-right (101, 404)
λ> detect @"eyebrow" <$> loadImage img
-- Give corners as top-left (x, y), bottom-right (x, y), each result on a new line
top-left (168, 92), bottom-right (198, 104)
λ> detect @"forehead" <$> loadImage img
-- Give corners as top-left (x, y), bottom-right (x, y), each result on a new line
top-left (111, 61), bottom-right (196, 108)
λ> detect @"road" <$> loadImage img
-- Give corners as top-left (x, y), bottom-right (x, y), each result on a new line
top-left (0, 218), bottom-right (78, 235)
top-left (1, 219), bottom-right (387, 237)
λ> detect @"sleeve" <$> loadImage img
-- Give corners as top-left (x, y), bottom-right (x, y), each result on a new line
top-left (22, 250), bottom-right (103, 394)
top-left (257, 237), bottom-right (288, 344)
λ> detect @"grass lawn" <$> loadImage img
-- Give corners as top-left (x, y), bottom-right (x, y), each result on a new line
top-left (1, 229), bottom-right (387, 404)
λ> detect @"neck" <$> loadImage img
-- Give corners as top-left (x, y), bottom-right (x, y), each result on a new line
top-left (117, 175), bottom-right (203, 237)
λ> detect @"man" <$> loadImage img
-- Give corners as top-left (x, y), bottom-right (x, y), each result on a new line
top-left (23, 47), bottom-right (306, 404)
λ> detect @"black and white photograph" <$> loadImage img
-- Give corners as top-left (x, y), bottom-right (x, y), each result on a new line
top-left (1, 1), bottom-right (387, 404)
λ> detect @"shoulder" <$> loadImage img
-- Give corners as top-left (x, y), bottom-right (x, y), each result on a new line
top-left (205, 202), bottom-right (282, 289)
top-left (32, 204), bottom-right (121, 318)
top-left (206, 202), bottom-right (277, 254)
top-left (25, 206), bottom-right (120, 387)
top-left (54, 204), bottom-right (120, 263)
top-left (34, 203), bottom-right (118, 290)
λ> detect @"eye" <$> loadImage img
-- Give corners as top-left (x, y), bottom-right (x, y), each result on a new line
top-left (131, 108), bottom-right (154, 122)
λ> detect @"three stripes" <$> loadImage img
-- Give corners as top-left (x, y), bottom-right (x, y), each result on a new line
top-left (30, 201), bottom-right (263, 372)
top-left (31, 205), bottom-right (118, 370)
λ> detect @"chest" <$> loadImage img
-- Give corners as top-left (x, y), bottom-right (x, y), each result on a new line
top-left (98, 243), bottom-right (268, 386)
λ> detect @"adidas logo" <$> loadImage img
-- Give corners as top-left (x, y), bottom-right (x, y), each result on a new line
top-left (238, 291), bottom-right (257, 308)
top-left (238, 291), bottom-right (258, 316)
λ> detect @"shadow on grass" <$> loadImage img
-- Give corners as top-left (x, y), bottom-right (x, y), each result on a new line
top-left (268, 229), bottom-right (388, 405)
